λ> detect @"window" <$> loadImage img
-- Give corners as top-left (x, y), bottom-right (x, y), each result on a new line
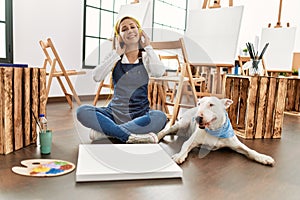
top-left (152, 0), bottom-right (188, 37)
top-left (0, 0), bottom-right (13, 63)
top-left (83, 0), bottom-right (129, 69)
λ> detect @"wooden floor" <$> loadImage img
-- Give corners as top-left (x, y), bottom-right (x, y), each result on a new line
top-left (1, 100), bottom-right (300, 200)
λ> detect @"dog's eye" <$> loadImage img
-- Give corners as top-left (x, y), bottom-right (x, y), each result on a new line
top-left (209, 103), bottom-right (214, 107)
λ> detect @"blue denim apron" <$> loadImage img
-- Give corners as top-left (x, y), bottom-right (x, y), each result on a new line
top-left (108, 58), bottom-right (150, 124)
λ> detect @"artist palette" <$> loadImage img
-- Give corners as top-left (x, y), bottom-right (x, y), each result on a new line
top-left (12, 159), bottom-right (76, 177)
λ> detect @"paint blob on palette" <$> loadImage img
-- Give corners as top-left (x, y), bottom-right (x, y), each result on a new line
top-left (12, 159), bottom-right (76, 177)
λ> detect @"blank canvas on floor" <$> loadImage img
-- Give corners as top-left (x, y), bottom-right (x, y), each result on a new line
top-left (76, 144), bottom-right (183, 182)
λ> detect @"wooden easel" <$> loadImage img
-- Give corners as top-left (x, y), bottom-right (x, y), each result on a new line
top-left (93, 75), bottom-right (113, 106)
top-left (202, 0), bottom-right (233, 9)
top-left (190, 0), bottom-right (235, 96)
top-left (268, 0), bottom-right (289, 29)
top-left (40, 38), bottom-right (86, 108)
top-left (265, 0), bottom-right (293, 77)
top-left (202, 0), bottom-right (268, 77)
top-left (149, 38), bottom-right (199, 126)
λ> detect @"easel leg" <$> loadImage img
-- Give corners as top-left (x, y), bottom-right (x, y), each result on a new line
top-left (56, 76), bottom-right (73, 109)
top-left (93, 81), bottom-right (104, 106)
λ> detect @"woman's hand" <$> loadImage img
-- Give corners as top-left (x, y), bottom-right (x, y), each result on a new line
top-left (114, 35), bottom-right (126, 56)
top-left (139, 30), bottom-right (150, 48)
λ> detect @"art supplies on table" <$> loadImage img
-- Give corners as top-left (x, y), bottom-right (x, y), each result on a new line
top-left (244, 42), bottom-right (269, 75)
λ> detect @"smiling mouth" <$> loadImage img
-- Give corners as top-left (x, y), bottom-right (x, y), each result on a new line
top-left (198, 117), bottom-right (217, 129)
top-left (127, 34), bottom-right (137, 39)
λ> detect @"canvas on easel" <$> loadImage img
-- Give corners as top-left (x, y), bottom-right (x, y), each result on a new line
top-left (183, 5), bottom-right (244, 95)
top-left (259, 0), bottom-right (297, 73)
top-left (184, 6), bottom-right (244, 65)
top-left (260, 27), bottom-right (296, 72)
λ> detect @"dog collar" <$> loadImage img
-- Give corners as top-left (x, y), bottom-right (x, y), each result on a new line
top-left (205, 113), bottom-right (235, 138)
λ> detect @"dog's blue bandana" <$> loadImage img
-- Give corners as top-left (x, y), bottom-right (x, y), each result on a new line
top-left (205, 113), bottom-right (235, 138)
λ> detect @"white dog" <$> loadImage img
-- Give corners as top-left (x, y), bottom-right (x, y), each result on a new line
top-left (158, 96), bottom-right (275, 166)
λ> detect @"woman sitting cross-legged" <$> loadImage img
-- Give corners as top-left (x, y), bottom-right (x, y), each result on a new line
top-left (76, 16), bottom-right (167, 143)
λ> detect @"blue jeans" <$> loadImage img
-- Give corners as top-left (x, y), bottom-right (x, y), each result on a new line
top-left (76, 104), bottom-right (167, 142)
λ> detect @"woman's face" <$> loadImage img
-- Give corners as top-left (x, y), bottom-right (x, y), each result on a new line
top-left (119, 18), bottom-right (140, 46)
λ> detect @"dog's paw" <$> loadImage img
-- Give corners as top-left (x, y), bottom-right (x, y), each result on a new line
top-left (257, 154), bottom-right (275, 166)
top-left (172, 153), bottom-right (187, 164)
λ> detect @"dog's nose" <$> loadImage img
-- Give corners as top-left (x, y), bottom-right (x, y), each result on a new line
top-left (195, 116), bottom-right (203, 124)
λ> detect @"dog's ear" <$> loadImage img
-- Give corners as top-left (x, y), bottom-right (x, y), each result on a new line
top-left (221, 98), bottom-right (233, 109)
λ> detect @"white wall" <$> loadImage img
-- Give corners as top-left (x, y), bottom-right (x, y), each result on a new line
top-left (13, 0), bottom-right (97, 97)
top-left (13, 0), bottom-right (300, 97)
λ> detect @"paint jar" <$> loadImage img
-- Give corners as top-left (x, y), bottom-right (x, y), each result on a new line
top-left (234, 63), bottom-right (239, 75)
top-left (39, 130), bottom-right (52, 154)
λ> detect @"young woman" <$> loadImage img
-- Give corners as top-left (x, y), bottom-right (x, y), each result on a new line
top-left (76, 16), bottom-right (167, 143)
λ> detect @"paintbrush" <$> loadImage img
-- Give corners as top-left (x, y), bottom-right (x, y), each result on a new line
top-left (250, 43), bottom-right (256, 59)
top-left (258, 43), bottom-right (269, 60)
top-left (246, 43), bottom-right (254, 59)
top-left (31, 108), bottom-right (42, 131)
